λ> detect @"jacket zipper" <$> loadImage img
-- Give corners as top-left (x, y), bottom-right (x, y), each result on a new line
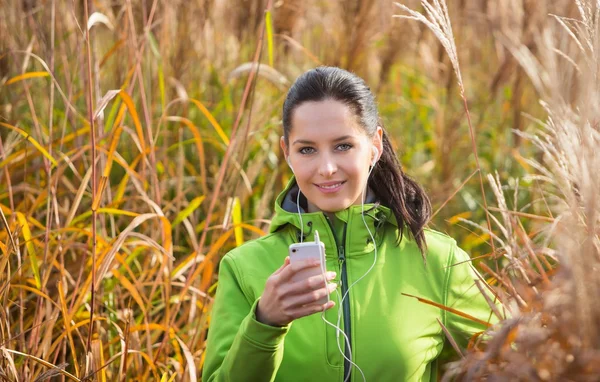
top-left (325, 216), bottom-right (351, 382)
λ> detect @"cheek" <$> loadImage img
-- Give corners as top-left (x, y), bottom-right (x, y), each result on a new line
top-left (294, 164), bottom-right (311, 180)
top-left (344, 161), bottom-right (368, 180)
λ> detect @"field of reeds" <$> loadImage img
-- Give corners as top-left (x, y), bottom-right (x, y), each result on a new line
top-left (0, 0), bottom-right (598, 380)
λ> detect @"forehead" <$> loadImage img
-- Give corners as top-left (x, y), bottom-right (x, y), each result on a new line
top-left (290, 99), bottom-right (364, 138)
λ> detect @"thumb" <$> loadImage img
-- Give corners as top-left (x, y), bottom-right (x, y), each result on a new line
top-left (273, 256), bottom-right (290, 275)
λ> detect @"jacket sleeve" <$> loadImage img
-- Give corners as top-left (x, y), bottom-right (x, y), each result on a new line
top-left (443, 243), bottom-right (503, 353)
top-left (202, 254), bottom-right (290, 382)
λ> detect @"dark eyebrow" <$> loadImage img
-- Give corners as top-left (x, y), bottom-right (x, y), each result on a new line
top-left (292, 135), bottom-right (353, 146)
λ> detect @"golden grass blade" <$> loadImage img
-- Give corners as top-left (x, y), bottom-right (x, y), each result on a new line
top-left (70, 208), bottom-right (139, 227)
top-left (58, 282), bottom-right (80, 377)
top-left (169, 335), bottom-right (184, 365)
top-left (159, 215), bottom-right (173, 257)
top-left (10, 284), bottom-right (60, 308)
top-left (172, 196), bottom-right (205, 227)
top-left (447, 211), bottom-right (471, 225)
top-left (93, 126), bottom-right (123, 210)
top-left (158, 63), bottom-right (166, 111)
top-left (0, 150), bottom-right (28, 170)
top-left (15, 212), bottom-right (41, 289)
top-left (54, 125), bottom-right (91, 147)
top-left (171, 229), bottom-right (234, 281)
top-left (115, 174), bottom-right (130, 203)
top-left (265, 10), bottom-right (274, 67)
top-left (233, 223), bottom-right (267, 237)
top-left (232, 197), bottom-right (244, 247)
top-left (99, 39), bottom-right (124, 68)
top-left (110, 268), bottom-right (147, 315)
top-left (93, 177), bottom-right (107, 212)
top-left (112, 103), bottom-right (127, 131)
top-left (0, 122), bottom-right (58, 167)
top-left (189, 99), bottom-right (229, 146)
top-left (187, 229), bottom-right (234, 281)
top-left (129, 323), bottom-right (167, 333)
top-left (119, 90), bottom-right (147, 154)
top-left (120, 349), bottom-right (159, 380)
top-left (4, 348), bottom-right (80, 381)
top-left (401, 293), bottom-right (492, 328)
top-left (200, 257), bottom-right (213, 292)
top-left (5, 71), bottom-right (49, 85)
top-left (199, 350), bottom-right (207, 371)
top-left (91, 339), bottom-right (107, 382)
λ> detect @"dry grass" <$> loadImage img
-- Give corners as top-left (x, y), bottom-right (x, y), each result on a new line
top-left (395, 0), bottom-right (600, 380)
top-left (1, 0), bottom-right (597, 380)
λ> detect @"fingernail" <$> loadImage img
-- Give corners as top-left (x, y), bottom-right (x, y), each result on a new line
top-left (327, 271), bottom-right (337, 279)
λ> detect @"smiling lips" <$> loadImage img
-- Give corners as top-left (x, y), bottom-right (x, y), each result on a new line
top-left (315, 181), bottom-right (346, 193)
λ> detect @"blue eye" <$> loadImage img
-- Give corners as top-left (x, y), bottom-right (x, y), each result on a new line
top-left (299, 147), bottom-right (315, 155)
top-left (337, 143), bottom-right (353, 151)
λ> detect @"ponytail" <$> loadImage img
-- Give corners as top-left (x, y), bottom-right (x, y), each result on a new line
top-left (369, 126), bottom-right (432, 257)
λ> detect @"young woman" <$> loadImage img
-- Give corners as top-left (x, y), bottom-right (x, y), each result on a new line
top-left (203, 67), bottom-right (497, 382)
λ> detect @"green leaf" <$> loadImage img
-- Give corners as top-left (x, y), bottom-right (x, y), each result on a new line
top-left (173, 196), bottom-right (206, 227)
top-left (265, 10), bottom-right (274, 67)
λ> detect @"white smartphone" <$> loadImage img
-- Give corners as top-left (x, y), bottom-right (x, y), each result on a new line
top-left (289, 240), bottom-right (329, 305)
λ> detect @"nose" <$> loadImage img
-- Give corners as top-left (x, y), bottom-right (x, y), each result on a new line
top-left (318, 155), bottom-right (337, 177)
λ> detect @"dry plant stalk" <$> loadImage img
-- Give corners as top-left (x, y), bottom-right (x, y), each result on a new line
top-left (394, 0), bottom-right (497, 258)
top-left (400, 0), bottom-right (600, 380)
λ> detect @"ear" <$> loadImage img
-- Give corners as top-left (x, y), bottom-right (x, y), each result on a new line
top-left (372, 126), bottom-right (383, 162)
top-left (280, 136), bottom-right (289, 161)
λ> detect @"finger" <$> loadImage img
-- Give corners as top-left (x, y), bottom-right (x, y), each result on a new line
top-left (288, 300), bottom-right (336, 320)
top-left (283, 283), bottom-right (338, 309)
top-left (282, 271), bottom-right (337, 296)
top-left (272, 257), bottom-right (290, 276)
top-left (277, 258), bottom-right (321, 282)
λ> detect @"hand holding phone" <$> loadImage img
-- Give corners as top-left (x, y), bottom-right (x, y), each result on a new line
top-left (256, 231), bottom-right (337, 326)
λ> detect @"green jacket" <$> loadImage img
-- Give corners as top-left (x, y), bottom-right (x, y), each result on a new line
top-left (203, 180), bottom-right (497, 381)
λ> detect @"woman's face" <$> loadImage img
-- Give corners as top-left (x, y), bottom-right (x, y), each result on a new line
top-left (281, 99), bottom-right (382, 214)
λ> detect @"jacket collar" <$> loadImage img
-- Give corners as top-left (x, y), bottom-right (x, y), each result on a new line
top-left (270, 177), bottom-right (399, 257)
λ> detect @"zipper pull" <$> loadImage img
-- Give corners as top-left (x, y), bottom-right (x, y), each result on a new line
top-left (338, 245), bottom-right (345, 263)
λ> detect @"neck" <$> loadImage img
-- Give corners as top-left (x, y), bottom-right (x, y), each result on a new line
top-left (305, 187), bottom-right (373, 220)
top-left (306, 200), bottom-right (336, 221)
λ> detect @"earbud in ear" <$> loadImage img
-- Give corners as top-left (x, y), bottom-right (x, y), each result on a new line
top-left (371, 147), bottom-right (379, 167)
